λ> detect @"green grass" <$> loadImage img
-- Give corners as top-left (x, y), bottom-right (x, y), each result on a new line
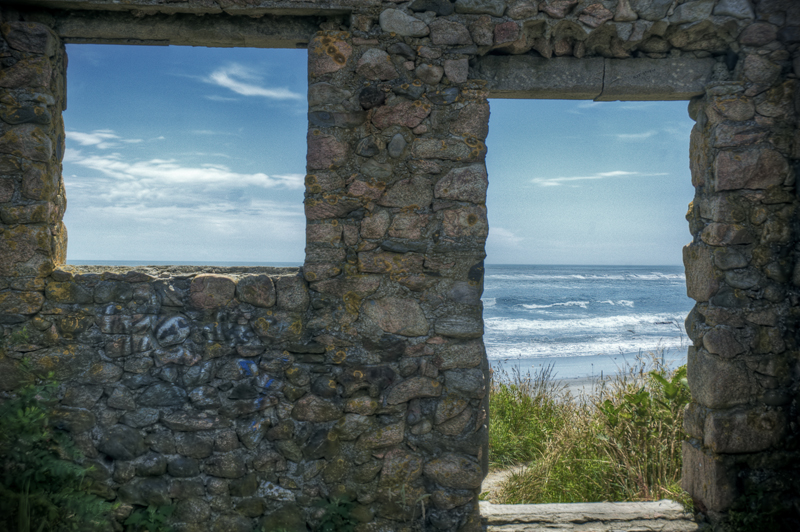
top-left (488, 352), bottom-right (692, 506)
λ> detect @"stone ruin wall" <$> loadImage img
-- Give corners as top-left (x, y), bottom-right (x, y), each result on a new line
top-left (0, 0), bottom-right (798, 530)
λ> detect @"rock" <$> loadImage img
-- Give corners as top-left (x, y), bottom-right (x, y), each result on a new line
top-left (358, 86), bottom-right (385, 110)
top-left (423, 453), bottom-right (483, 489)
top-left (276, 274), bottom-right (309, 312)
top-left (161, 411), bottom-right (230, 431)
top-left (308, 82), bottom-right (350, 107)
top-left (174, 498), bottom-right (211, 523)
top-left (681, 442), bottom-right (737, 512)
top-left (120, 408), bottom-right (160, 429)
top-left (154, 314), bottom-right (191, 346)
top-left (413, 138), bottom-right (477, 160)
top-left (362, 298), bottom-right (429, 336)
top-left (138, 383), bottom-right (188, 407)
top-left (361, 210), bottom-right (391, 239)
top-left (206, 453), bottom-right (247, 478)
top-left (614, 0), bottom-right (637, 21)
top-left (307, 132), bottom-right (348, 170)
top-left (631, 0), bottom-right (673, 21)
top-left (361, 158), bottom-right (392, 179)
top-left (0, 290), bottom-right (44, 315)
top-left (435, 164), bottom-right (488, 204)
top-left (357, 420), bottom-right (406, 448)
top-left (579, 3), bottom-right (614, 27)
top-left (669, 0), bottom-right (715, 25)
top-left (380, 449), bottom-right (424, 489)
top-left (442, 205), bottom-right (489, 239)
top-left (292, 394), bottom-right (343, 422)
top-left (372, 99), bottom-right (431, 129)
top-left (189, 274), bottom-right (235, 309)
top-left (714, 149), bottom-right (788, 191)
top-left (98, 425), bottom-right (147, 460)
top-left (702, 327), bottom-right (745, 358)
top-left (379, 9), bottom-right (429, 37)
top-left (236, 275), bottom-right (276, 308)
top-left (429, 19), bottom-right (473, 46)
top-left (1, 22), bottom-right (57, 55)
top-left (136, 453), bottom-right (167, 477)
top-left (309, 34), bottom-right (352, 77)
top-left (540, 0), bottom-right (578, 19)
top-left (455, 0), bottom-right (507, 17)
top-left (46, 281), bottom-right (93, 304)
top-left (25, 345), bottom-right (96, 382)
top-left (435, 394), bottom-right (470, 424)
top-left (0, 57), bottom-right (52, 90)
top-left (386, 377), bottom-right (443, 404)
top-left (388, 213), bottom-right (429, 239)
top-left (387, 134), bottom-right (408, 159)
top-left (416, 63), bottom-right (444, 85)
top-left (176, 433), bottom-right (214, 459)
top-left (334, 413), bottom-right (374, 440)
top-left (357, 49), bottom-right (398, 81)
top-left (507, 0), bottom-right (538, 19)
top-left (378, 176), bottom-right (433, 208)
top-left (713, 0), bottom-right (754, 19)
top-left (444, 368), bottom-right (486, 398)
top-left (739, 23), bottom-right (778, 46)
top-left (687, 347), bottom-right (754, 409)
top-left (683, 245), bottom-right (718, 302)
top-left (444, 59), bottom-right (469, 84)
top-left (211, 513), bottom-right (252, 532)
top-left (118, 478), bottom-right (170, 507)
top-left (410, 0), bottom-right (454, 15)
top-left (426, 87), bottom-right (460, 105)
top-left (743, 54), bottom-right (780, 85)
top-left (168, 457), bottom-right (200, 477)
top-left (435, 340), bottom-right (485, 370)
top-left (107, 387), bottom-right (136, 410)
top-left (50, 406), bottom-right (96, 433)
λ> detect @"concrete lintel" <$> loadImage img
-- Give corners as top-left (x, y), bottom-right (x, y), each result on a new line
top-left (472, 56), bottom-right (604, 100)
top-left (473, 55), bottom-right (716, 102)
top-left (10, 0), bottom-right (355, 17)
top-left (50, 10), bottom-right (320, 48)
top-left (598, 57), bottom-right (717, 101)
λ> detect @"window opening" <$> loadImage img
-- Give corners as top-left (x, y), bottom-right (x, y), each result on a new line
top-left (62, 45), bottom-right (307, 266)
top-left (484, 99), bottom-right (696, 382)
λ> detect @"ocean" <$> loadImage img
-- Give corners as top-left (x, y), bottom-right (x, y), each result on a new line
top-left (482, 265), bottom-right (694, 380)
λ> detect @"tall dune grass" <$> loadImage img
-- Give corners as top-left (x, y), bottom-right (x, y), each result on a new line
top-left (488, 351), bottom-right (691, 505)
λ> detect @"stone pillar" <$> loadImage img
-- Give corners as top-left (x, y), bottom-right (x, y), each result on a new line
top-left (0, 11), bottom-right (67, 323)
top-left (682, 1), bottom-right (800, 526)
top-left (304, 25), bottom-right (490, 531)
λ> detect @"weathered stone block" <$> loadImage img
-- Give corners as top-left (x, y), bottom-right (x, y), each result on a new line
top-left (681, 442), bottom-right (737, 512)
top-left (704, 406), bottom-right (786, 453)
top-left (292, 394), bottom-right (343, 422)
top-left (362, 297), bottom-right (429, 336)
top-left (0, 57), bottom-right (52, 90)
top-left (307, 132), bottom-right (348, 170)
top-left (189, 274), bottom-right (235, 309)
top-left (386, 376), bottom-right (442, 404)
top-left (442, 205), bottom-right (489, 239)
top-left (206, 452), bottom-right (247, 479)
top-left (714, 149), bottom-right (788, 191)
top-left (435, 164), bottom-right (488, 204)
top-left (379, 9), bottom-right (429, 37)
top-left (687, 347), bottom-right (755, 409)
top-left (683, 245), bottom-right (719, 302)
top-left (98, 425), bottom-right (147, 460)
top-left (423, 453), bottom-right (483, 489)
top-left (308, 34), bottom-right (351, 77)
top-left (357, 49), bottom-right (398, 81)
top-left (357, 420), bottom-right (406, 448)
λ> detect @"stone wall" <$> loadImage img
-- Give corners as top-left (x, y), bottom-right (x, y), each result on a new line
top-left (1, 0), bottom-right (799, 531)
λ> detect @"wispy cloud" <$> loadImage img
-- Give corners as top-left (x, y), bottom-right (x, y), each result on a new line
top-left (65, 149), bottom-right (303, 191)
top-left (614, 130), bottom-right (658, 141)
top-left (205, 95), bottom-right (238, 102)
top-left (206, 64), bottom-right (302, 100)
top-left (490, 227), bottom-right (523, 246)
top-left (531, 170), bottom-right (667, 187)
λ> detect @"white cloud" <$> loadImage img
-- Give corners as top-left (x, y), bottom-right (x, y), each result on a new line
top-left (531, 170), bottom-right (659, 187)
top-left (67, 150), bottom-right (304, 191)
top-left (205, 95), bottom-right (239, 102)
top-left (67, 129), bottom-right (145, 149)
top-left (206, 64), bottom-right (303, 100)
top-left (614, 130), bottom-right (658, 140)
top-left (490, 227), bottom-right (523, 246)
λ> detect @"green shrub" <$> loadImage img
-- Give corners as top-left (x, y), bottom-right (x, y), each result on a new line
top-left (491, 352), bottom-right (692, 505)
top-left (124, 504), bottom-right (176, 532)
top-left (0, 373), bottom-right (115, 532)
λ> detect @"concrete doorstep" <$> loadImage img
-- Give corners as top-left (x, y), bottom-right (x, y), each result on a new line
top-left (481, 500), bottom-right (700, 532)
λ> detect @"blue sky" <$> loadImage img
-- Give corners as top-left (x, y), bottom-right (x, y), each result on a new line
top-left (62, 45), bottom-right (696, 266)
